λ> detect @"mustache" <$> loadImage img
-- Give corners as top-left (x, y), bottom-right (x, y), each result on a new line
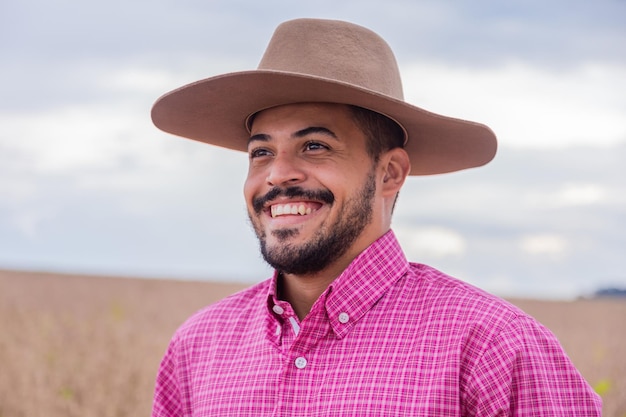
top-left (252, 186), bottom-right (334, 214)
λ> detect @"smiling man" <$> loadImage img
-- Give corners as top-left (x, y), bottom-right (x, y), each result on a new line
top-left (151, 18), bottom-right (601, 416)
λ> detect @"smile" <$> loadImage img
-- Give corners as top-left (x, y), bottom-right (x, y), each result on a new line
top-left (270, 202), bottom-right (321, 218)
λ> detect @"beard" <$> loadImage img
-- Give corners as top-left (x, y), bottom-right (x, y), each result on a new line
top-left (249, 170), bottom-right (376, 276)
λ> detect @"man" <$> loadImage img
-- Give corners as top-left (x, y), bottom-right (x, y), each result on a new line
top-left (151, 18), bottom-right (601, 416)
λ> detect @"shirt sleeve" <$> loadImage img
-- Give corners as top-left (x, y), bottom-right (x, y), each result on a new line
top-left (152, 337), bottom-right (186, 417)
top-left (463, 315), bottom-right (602, 416)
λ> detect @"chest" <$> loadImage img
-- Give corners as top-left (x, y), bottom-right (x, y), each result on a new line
top-left (186, 314), bottom-right (466, 416)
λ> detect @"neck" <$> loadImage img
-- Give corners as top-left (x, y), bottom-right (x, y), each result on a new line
top-left (278, 258), bottom-right (347, 321)
top-left (277, 271), bottom-right (335, 321)
top-left (276, 236), bottom-right (375, 320)
top-left (277, 225), bottom-right (393, 320)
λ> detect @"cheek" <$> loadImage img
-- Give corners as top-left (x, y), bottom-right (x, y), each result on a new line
top-left (243, 168), bottom-right (267, 208)
top-left (243, 171), bottom-right (254, 198)
top-left (243, 174), bottom-right (256, 204)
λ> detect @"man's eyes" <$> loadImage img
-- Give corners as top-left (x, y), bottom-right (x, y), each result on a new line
top-left (248, 141), bottom-right (330, 159)
top-left (249, 148), bottom-right (272, 159)
top-left (304, 141), bottom-right (329, 151)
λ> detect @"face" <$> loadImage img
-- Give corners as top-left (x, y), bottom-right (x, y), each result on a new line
top-left (244, 103), bottom-right (384, 276)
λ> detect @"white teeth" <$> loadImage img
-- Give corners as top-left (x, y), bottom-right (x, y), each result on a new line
top-left (271, 203), bottom-right (316, 218)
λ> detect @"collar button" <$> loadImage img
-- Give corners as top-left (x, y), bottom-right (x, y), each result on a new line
top-left (338, 312), bottom-right (350, 324)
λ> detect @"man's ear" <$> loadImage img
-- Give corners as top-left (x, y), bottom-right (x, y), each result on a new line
top-left (380, 148), bottom-right (411, 197)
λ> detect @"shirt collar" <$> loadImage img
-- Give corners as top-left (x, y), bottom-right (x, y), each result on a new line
top-left (265, 229), bottom-right (409, 339)
top-left (324, 229), bottom-right (409, 338)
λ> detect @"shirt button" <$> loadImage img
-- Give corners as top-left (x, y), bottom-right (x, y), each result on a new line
top-left (294, 357), bottom-right (307, 369)
top-left (338, 312), bottom-right (350, 324)
top-left (272, 305), bottom-right (284, 315)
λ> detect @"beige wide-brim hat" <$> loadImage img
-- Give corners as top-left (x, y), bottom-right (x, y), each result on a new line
top-left (152, 18), bottom-right (497, 175)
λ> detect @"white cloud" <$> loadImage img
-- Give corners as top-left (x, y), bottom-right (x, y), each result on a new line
top-left (553, 183), bottom-right (608, 206)
top-left (519, 234), bottom-right (568, 257)
top-left (0, 62), bottom-right (250, 179)
top-left (107, 68), bottom-right (183, 94)
top-left (0, 102), bottom-right (207, 178)
top-left (395, 226), bottom-right (466, 259)
top-left (402, 61), bottom-right (626, 149)
top-left (523, 182), bottom-right (613, 209)
top-left (1, 106), bottom-right (138, 173)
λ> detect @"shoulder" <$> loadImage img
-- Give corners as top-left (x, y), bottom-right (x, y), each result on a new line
top-left (404, 265), bottom-right (601, 414)
top-left (405, 263), bottom-right (527, 329)
top-left (401, 263), bottom-right (559, 364)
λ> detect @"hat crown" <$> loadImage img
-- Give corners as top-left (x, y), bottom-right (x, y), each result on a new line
top-left (258, 18), bottom-right (404, 101)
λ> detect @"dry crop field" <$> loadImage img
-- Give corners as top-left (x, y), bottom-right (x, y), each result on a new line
top-left (1, 269), bottom-right (624, 416)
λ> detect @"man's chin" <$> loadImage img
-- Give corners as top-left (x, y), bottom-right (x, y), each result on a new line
top-left (270, 227), bottom-right (300, 241)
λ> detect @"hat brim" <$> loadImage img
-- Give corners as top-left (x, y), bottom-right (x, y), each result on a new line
top-left (151, 70), bottom-right (497, 175)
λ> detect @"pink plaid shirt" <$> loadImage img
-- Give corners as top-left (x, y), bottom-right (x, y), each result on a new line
top-left (153, 230), bottom-right (601, 416)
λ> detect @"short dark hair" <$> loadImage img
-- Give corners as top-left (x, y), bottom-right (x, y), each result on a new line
top-left (349, 105), bottom-right (406, 212)
top-left (349, 105), bottom-right (405, 162)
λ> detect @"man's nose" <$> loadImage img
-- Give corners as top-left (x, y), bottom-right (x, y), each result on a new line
top-left (265, 152), bottom-right (306, 187)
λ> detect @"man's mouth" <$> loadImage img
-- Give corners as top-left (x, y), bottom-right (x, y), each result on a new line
top-left (270, 202), bottom-right (322, 218)
top-left (253, 186), bottom-right (334, 216)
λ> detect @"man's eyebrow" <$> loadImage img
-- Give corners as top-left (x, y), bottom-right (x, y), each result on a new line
top-left (248, 126), bottom-right (338, 147)
top-left (248, 133), bottom-right (271, 146)
top-left (293, 126), bottom-right (338, 140)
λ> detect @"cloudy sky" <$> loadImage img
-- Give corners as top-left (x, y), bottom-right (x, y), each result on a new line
top-left (1, 0), bottom-right (624, 299)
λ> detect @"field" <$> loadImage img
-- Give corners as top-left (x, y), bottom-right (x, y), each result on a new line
top-left (1, 269), bottom-right (624, 416)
